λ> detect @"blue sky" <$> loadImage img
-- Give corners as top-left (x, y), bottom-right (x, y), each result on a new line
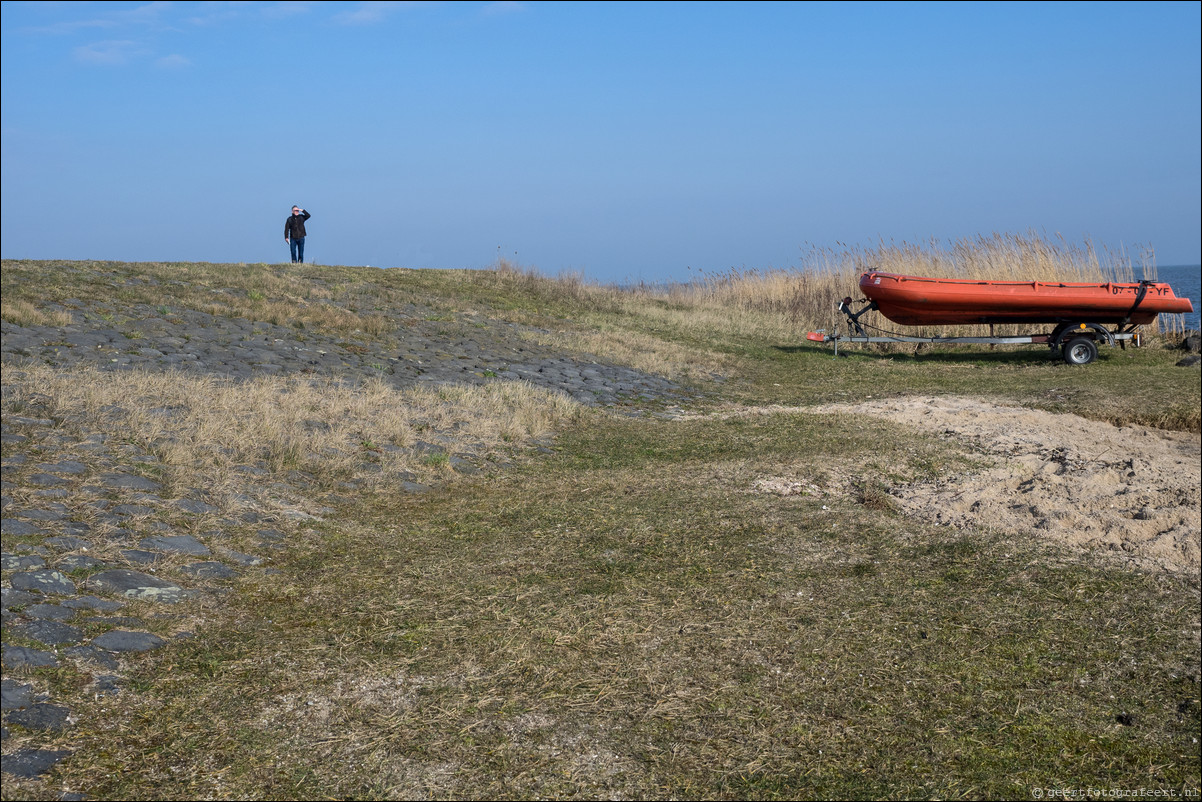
top-left (2, 1), bottom-right (1199, 283)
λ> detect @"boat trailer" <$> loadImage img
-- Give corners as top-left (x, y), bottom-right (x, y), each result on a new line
top-left (807, 297), bottom-right (1141, 365)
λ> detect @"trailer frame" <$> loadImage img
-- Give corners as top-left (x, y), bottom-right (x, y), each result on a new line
top-left (806, 298), bottom-right (1141, 365)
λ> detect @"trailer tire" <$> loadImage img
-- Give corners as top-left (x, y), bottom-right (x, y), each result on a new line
top-left (1063, 336), bottom-right (1098, 365)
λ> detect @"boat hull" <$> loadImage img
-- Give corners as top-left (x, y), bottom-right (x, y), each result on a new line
top-left (860, 272), bottom-right (1194, 326)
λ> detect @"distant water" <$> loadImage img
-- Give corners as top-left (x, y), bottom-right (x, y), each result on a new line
top-left (1153, 264), bottom-right (1200, 331)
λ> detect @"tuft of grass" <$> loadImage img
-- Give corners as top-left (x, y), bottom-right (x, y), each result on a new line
top-left (1, 298), bottom-right (74, 327)
top-left (853, 477), bottom-right (898, 513)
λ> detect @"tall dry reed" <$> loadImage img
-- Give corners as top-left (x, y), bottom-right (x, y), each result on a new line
top-left (601, 232), bottom-right (1180, 338)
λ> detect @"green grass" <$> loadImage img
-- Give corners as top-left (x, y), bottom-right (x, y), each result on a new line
top-left (3, 258), bottom-right (1199, 800)
top-left (29, 412), bottom-right (1198, 800)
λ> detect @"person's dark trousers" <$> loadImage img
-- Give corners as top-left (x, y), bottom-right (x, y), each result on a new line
top-left (289, 237), bottom-right (305, 263)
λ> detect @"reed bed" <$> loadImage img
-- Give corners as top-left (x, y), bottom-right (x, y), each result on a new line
top-left (584, 232), bottom-right (1181, 340)
top-left (471, 234), bottom-right (1183, 383)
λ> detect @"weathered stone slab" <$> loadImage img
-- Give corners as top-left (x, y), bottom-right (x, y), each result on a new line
top-left (10, 569), bottom-right (76, 596)
top-left (15, 508), bottom-right (67, 521)
top-left (1, 554), bottom-right (47, 571)
top-left (0, 748), bottom-right (72, 778)
top-left (98, 473), bottom-right (162, 491)
top-left (87, 569), bottom-right (189, 603)
top-left (27, 473), bottom-right (71, 487)
top-left (16, 620), bottom-right (85, 646)
top-left (61, 595), bottom-right (123, 612)
top-left (120, 549), bottom-right (161, 564)
top-left (176, 498), bottom-right (219, 514)
top-left (1, 679), bottom-right (35, 710)
top-left (35, 461), bottom-right (88, 474)
top-left (219, 548), bottom-right (264, 567)
top-left (1, 645), bottom-right (58, 668)
top-left (1, 519), bottom-right (44, 536)
top-left (1, 588), bottom-right (40, 609)
top-left (138, 534), bottom-right (210, 556)
top-left (91, 675), bottom-right (123, 695)
top-left (44, 535), bottom-right (90, 551)
top-left (113, 504), bottom-right (155, 516)
top-left (6, 703), bottom-right (70, 731)
top-left (26, 603), bottom-right (74, 620)
top-left (61, 645), bottom-right (120, 670)
top-left (57, 554), bottom-right (106, 572)
top-left (3, 416), bottom-right (54, 427)
top-left (92, 630), bottom-right (167, 652)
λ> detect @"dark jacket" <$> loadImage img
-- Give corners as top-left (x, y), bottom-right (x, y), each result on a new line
top-left (284, 210), bottom-right (311, 239)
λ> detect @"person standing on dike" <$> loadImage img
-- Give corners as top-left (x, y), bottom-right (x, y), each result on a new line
top-left (284, 205), bottom-right (311, 263)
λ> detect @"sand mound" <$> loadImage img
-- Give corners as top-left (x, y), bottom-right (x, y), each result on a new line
top-left (812, 396), bottom-right (1201, 576)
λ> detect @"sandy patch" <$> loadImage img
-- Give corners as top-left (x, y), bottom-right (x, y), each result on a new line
top-left (689, 398), bottom-right (1201, 576)
top-left (818, 397), bottom-right (1201, 576)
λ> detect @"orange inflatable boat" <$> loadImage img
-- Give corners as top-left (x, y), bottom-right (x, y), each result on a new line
top-left (859, 272), bottom-right (1194, 326)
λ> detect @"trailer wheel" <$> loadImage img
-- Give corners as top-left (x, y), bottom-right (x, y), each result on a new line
top-left (1063, 336), bottom-right (1098, 365)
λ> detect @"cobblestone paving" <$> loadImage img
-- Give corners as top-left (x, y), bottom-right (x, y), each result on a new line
top-left (0, 274), bottom-right (686, 406)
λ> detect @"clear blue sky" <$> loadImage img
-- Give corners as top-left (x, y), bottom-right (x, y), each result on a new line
top-left (2, 1), bottom-right (1199, 283)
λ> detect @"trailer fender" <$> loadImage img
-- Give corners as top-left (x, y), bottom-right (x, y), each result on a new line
top-left (1052, 322), bottom-right (1113, 350)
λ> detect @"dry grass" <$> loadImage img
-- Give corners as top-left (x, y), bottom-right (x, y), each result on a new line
top-left (1, 299), bottom-right (75, 328)
top-left (198, 295), bottom-right (395, 337)
top-left (4, 364), bottom-right (581, 514)
top-left (0, 260), bottom-right (399, 340)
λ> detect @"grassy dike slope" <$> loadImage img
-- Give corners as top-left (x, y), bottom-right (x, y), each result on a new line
top-left (2, 259), bottom-right (1200, 800)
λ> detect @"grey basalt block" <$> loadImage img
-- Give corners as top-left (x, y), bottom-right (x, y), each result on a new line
top-left (98, 473), bottom-right (162, 492)
top-left (35, 460), bottom-right (88, 474)
top-left (1, 554), bottom-right (47, 571)
top-left (10, 569), bottom-right (76, 596)
top-left (1, 645), bottom-right (58, 668)
top-left (0, 748), bottom-right (72, 778)
top-left (138, 534), bottom-right (210, 556)
top-left (87, 569), bottom-right (190, 603)
top-left (1, 679), bottom-right (36, 711)
top-left (25, 603), bottom-right (75, 621)
top-left (16, 620), bottom-right (85, 646)
top-left (1, 589), bottom-right (40, 609)
top-left (6, 703), bottom-right (71, 732)
top-left (91, 630), bottom-right (167, 653)
top-left (61, 595), bottom-right (123, 612)
top-left (27, 473), bottom-right (71, 487)
top-left (176, 498), bottom-right (220, 514)
top-left (1, 519), bottom-right (44, 536)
